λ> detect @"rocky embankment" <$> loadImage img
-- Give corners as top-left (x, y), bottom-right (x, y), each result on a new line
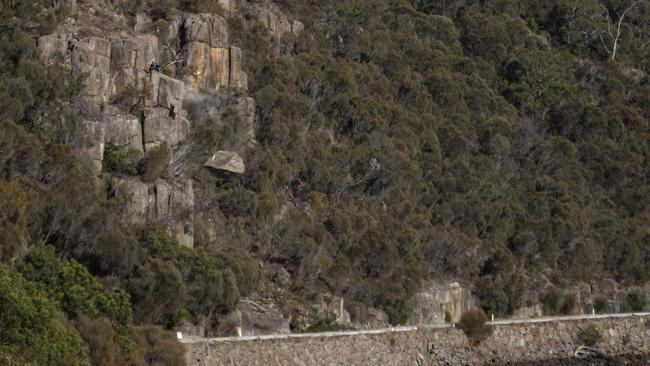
top-left (183, 314), bottom-right (650, 366)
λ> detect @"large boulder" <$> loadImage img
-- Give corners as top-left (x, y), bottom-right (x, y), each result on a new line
top-left (408, 281), bottom-right (477, 325)
top-left (204, 151), bottom-right (245, 174)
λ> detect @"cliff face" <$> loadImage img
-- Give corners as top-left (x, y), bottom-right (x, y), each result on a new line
top-left (408, 282), bottom-right (477, 325)
top-left (36, 1), bottom-right (297, 249)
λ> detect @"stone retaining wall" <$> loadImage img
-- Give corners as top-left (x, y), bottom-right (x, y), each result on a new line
top-left (184, 314), bottom-right (650, 365)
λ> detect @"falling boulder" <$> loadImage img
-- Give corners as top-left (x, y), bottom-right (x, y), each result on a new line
top-left (204, 151), bottom-right (245, 174)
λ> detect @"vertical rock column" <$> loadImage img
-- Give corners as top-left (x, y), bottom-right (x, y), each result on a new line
top-left (180, 13), bottom-right (248, 92)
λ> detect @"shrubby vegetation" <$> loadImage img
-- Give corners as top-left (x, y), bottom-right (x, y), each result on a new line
top-left (1, 0), bottom-right (649, 361)
top-left (578, 323), bottom-right (603, 347)
top-left (626, 290), bottom-right (647, 311)
top-left (458, 309), bottom-right (493, 345)
top-left (221, 0), bottom-right (650, 317)
top-left (0, 1), bottom-right (258, 362)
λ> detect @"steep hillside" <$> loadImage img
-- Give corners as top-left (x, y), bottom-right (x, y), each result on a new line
top-left (0, 0), bottom-right (649, 364)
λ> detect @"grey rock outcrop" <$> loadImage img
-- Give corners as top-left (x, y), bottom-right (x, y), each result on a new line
top-left (36, 1), bottom-right (272, 249)
top-left (239, 300), bottom-right (291, 336)
top-left (182, 13), bottom-right (229, 48)
top-left (109, 177), bottom-right (150, 220)
top-left (71, 37), bottom-right (112, 102)
top-left (408, 281), bottom-right (477, 325)
top-left (204, 151), bottom-right (245, 174)
top-left (239, 2), bottom-right (303, 39)
top-left (355, 306), bottom-right (390, 329)
top-left (314, 295), bottom-right (351, 326)
top-left (75, 119), bottom-right (106, 177)
top-left (104, 106), bottom-right (143, 154)
top-left (143, 107), bottom-right (189, 150)
top-left (109, 177), bottom-right (194, 247)
top-left (179, 13), bottom-right (247, 92)
top-left (108, 34), bottom-right (159, 98)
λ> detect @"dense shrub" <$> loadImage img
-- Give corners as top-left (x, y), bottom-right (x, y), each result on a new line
top-left (458, 309), bottom-right (493, 346)
top-left (139, 143), bottom-right (170, 182)
top-left (593, 297), bottom-right (609, 314)
top-left (0, 264), bottom-right (91, 365)
top-left (385, 303), bottom-right (410, 326)
top-left (136, 326), bottom-right (187, 366)
top-left (578, 323), bottom-right (603, 347)
top-left (2, 0), bottom-right (650, 363)
top-left (542, 289), bottom-right (577, 315)
top-left (627, 291), bottom-right (647, 312)
top-left (103, 141), bottom-right (142, 175)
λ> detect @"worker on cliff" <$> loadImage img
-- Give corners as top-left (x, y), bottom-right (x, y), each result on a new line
top-left (148, 58), bottom-right (160, 73)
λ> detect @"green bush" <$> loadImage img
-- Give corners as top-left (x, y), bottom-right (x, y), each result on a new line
top-left (139, 143), bottom-right (170, 182)
top-left (136, 326), bottom-right (187, 366)
top-left (385, 303), bottom-right (409, 326)
top-left (0, 181), bottom-right (27, 262)
top-left (542, 289), bottom-right (562, 315)
top-left (458, 309), bottom-right (493, 345)
top-left (593, 297), bottom-right (609, 314)
top-left (560, 294), bottom-right (577, 315)
top-left (578, 323), bottom-right (602, 347)
top-left (103, 141), bottom-right (142, 175)
top-left (627, 291), bottom-right (646, 312)
top-left (0, 264), bottom-right (91, 365)
top-left (542, 290), bottom-right (577, 315)
top-left (306, 311), bottom-right (340, 332)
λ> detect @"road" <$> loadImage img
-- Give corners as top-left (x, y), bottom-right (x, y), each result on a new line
top-left (178, 312), bottom-right (650, 344)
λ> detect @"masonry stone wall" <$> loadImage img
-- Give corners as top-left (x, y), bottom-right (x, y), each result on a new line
top-left (184, 314), bottom-right (650, 365)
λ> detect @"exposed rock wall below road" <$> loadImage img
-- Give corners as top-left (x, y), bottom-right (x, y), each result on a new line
top-left (183, 313), bottom-right (650, 365)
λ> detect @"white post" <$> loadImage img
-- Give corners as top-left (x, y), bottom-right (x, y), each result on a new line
top-left (491, 313), bottom-right (494, 322)
top-left (176, 332), bottom-right (183, 340)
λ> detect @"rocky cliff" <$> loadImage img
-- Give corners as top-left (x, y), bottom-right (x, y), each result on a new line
top-left (36, 0), bottom-right (298, 249)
